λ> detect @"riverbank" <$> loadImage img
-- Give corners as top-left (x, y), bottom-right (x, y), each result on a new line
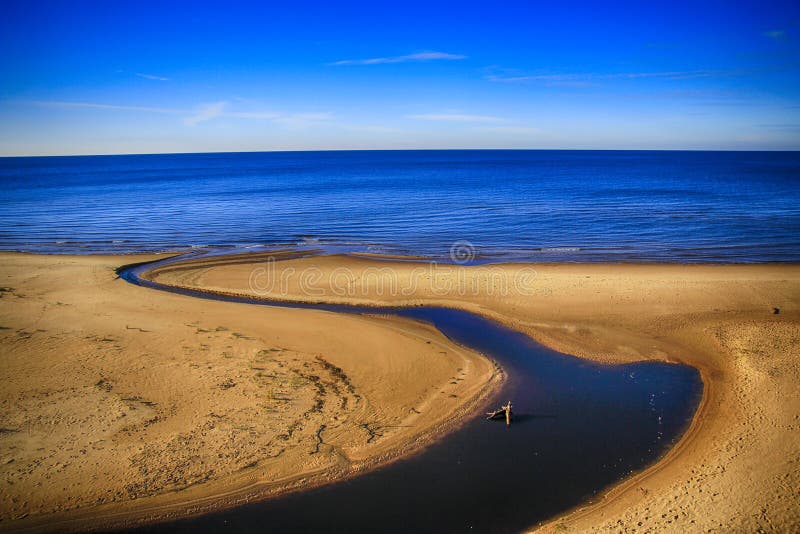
top-left (146, 252), bottom-right (800, 532)
top-left (0, 252), bottom-right (500, 531)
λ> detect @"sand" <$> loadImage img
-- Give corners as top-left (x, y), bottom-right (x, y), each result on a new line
top-left (0, 253), bottom-right (500, 531)
top-left (145, 252), bottom-right (800, 532)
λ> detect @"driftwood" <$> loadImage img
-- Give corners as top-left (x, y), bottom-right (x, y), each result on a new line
top-left (486, 401), bottom-right (513, 426)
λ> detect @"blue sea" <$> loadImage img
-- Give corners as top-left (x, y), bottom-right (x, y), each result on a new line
top-left (1, 150), bottom-right (798, 262)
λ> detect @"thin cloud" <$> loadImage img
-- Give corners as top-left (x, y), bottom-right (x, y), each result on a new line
top-left (475, 126), bottom-right (539, 134)
top-left (338, 124), bottom-right (399, 133)
top-left (31, 100), bottom-right (181, 114)
top-left (273, 112), bottom-right (335, 129)
top-left (488, 62), bottom-right (800, 84)
top-left (27, 99), bottom-right (335, 127)
top-left (330, 51), bottom-right (466, 66)
top-left (487, 70), bottom-right (721, 83)
top-left (227, 111), bottom-right (281, 119)
top-left (184, 101), bottom-right (228, 126)
top-left (225, 111), bottom-right (335, 126)
top-left (407, 113), bottom-right (505, 123)
top-left (758, 123), bottom-right (800, 131)
top-left (291, 112), bottom-right (335, 120)
top-left (135, 72), bottom-right (170, 81)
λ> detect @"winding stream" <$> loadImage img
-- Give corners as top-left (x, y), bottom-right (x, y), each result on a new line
top-left (120, 255), bottom-right (702, 533)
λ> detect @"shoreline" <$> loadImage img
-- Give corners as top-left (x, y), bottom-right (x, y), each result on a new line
top-left (5, 245), bottom-right (800, 266)
top-left (2, 252), bottom-right (798, 531)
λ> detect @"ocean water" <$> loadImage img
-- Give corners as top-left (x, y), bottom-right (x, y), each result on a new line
top-left (1, 150), bottom-right (799, 262)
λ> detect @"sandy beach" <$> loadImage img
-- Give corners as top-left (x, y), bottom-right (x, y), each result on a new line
top-left (1, 251), bottom-right (799, 531)
top-left (146, 252), bottom-right (800, 532)
top-left (0, 253), bottom-right (500, 531)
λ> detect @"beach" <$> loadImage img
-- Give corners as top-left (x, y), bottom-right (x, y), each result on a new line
top-left (0, 252), bottom-right (500, 531)
top-left (1, 251), bottom-right (798, 531)
top-left (146, 252), bottom-right (800, 532)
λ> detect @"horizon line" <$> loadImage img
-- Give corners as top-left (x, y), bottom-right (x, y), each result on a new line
top-left (2, 147), bottom-right (800, 158)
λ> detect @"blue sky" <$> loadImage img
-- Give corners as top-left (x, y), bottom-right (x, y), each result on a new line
top-left (1, 0), bottom-right (799, 155)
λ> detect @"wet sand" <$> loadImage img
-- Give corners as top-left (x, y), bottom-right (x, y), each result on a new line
top-left (147, 253), bottom-right (800, 532)
top-left (0, 253), bottom-right (499, 531)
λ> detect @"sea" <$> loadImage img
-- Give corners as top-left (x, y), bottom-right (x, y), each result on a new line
top-left (1, 150), bottom-right (798, 262)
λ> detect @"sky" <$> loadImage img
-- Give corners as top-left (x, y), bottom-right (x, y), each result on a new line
top-left (1, 0), bottom-right (799, 155)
